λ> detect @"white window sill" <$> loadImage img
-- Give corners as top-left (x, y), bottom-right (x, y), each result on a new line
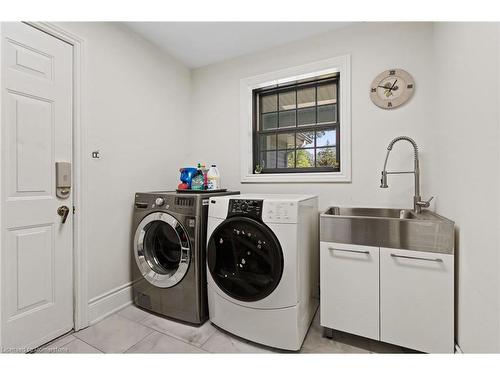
top-left (241, 172), bottom-right (351, 183)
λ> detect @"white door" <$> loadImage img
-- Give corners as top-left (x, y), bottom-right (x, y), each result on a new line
top-left (380, 248), bottom-right (454, 353)
top-left (1, 22), bottom-right (73, 352)
top-left (320, 242), bottom-right (380, 340)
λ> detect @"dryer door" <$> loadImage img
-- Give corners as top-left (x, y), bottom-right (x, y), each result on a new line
top-left (134, 212), bottom-right (191, 288)
top-left (207, 217), bottom-right (284, 302)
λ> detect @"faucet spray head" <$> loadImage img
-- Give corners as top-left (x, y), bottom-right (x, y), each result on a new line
top-left (380, 171), bottom-right (388, 188)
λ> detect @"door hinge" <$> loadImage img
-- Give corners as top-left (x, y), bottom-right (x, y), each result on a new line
top-left (73, 206), bottom-right (76, 214)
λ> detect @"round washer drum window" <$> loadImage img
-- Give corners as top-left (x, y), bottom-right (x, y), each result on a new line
top-left (207, 217), bottom-right (284, 302)
top-left (143, 220), bottom-right (182, 275)
top-left (134, 212), bottom-right (191, 288)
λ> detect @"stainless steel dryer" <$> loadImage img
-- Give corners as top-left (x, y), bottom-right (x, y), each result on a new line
top-left (132, 190), bottom-right (239, 325)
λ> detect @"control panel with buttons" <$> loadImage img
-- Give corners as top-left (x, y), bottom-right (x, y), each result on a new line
top-left (263, 201), bottom-right (298, 223)
top-left (227, 199), bottom-right (298, 223)
top-left (228, 199), bottom-right (263, 220)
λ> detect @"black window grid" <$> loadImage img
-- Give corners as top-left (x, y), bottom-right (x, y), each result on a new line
top-left (253, 76), bottom-right (340, 173)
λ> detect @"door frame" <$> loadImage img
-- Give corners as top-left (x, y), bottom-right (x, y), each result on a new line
top-left (0, 21), bottom-right (89, 348)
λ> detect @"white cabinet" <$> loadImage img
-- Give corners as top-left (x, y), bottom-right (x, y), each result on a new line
top-left (320, 242), bottom-right (379, 340)
top-left (320, 242), bottom-right (454, 353)
top-left (380, 248), bottom-right (454, 353)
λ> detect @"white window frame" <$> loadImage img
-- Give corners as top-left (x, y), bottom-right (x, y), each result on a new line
top-left (240, 55), bottom-right (351, 183)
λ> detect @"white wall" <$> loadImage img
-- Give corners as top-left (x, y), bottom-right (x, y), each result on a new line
top-left (430, 23), bottom-right (500, 353)
top-left (55, 23), bottom-right (191, 320)
top-left (188, 22), bottom-right (435, 212)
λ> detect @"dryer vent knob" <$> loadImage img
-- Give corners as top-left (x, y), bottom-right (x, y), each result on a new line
top-left (155, 197), bottom-right (165, 206)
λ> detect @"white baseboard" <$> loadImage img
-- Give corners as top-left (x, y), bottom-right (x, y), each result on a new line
top-left (87, 282), bottom-right (133, 326)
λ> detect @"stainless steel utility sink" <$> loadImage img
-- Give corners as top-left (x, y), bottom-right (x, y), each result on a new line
top-left (320, 207), bottom-right (455, 254)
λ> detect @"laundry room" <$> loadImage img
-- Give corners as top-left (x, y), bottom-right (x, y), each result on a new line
top-left (1, 1), bottom-right (500, 374)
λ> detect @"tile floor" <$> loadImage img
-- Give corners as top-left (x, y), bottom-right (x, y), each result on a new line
top-left (36, 304), bottom-right (415, 354)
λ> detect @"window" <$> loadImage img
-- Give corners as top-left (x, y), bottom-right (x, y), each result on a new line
top-left (253, 76), bottom-right (340, 173)
top-left (240, 55), bottom-right (351, 183)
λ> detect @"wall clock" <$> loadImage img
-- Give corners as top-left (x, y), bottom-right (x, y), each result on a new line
top-left (370, 69), bottom-right (415, 109)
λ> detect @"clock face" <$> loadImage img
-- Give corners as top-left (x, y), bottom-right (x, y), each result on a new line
top-left (370, 69), bottom-right (415, 109)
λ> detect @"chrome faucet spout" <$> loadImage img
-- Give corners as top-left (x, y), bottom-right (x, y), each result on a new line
top-left (380, 136), bottom-right (431, 213)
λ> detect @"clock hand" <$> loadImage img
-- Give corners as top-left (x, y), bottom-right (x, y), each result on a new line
top-left (388, 79), bottom-right (398, 92)
top-left (378, 80), bottom-right (399, 91)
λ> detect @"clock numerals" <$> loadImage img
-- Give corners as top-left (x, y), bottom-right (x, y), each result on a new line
top-left (389, 70), bottom-right (396, 76)
top-left (371, 88), bottom-right (376, 93)
top-left (387, 102), bottom-right (393, 108)
top-left (407, 84), bottom-right (414, 89)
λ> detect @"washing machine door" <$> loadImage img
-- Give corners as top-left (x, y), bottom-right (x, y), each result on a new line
top-left (207, 216), bottom-right (284, 302)
top-left (134, 212), bottom-right (191, 288)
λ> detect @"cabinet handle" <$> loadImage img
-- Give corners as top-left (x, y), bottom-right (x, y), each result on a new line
top-left (390, 253), bottom-right (443, 262)
top-left (329, 247), bottom-right (370, 255)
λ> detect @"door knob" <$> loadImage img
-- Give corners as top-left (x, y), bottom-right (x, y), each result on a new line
top-left (57, 205), bottom-right (70, 224)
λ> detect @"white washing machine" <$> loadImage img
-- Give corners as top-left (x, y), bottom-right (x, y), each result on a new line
top-left (206, 194), bottom-right (319, 351)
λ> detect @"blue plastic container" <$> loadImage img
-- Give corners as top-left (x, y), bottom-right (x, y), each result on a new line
top-left (179, 167), bottom-right (198, 189)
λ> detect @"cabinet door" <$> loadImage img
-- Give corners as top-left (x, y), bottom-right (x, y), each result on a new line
top-left (380, 248), bottom-right (454, 353)
top-left (320, 242), bottom-right (379, 340)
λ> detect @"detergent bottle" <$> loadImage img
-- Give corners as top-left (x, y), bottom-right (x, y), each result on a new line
top-left (191, 171), bottom-right (204, 190)
top-left (207, 164), bottom-right (220, 190)
top-left (199, 163), bottom-right (209, 190)
top-left (191, 163), bottom-right (206, 190)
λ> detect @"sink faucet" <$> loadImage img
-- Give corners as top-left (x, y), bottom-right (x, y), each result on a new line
top-left (380, 136), bottom-right (433, 213)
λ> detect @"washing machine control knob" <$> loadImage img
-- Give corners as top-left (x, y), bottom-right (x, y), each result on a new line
top-left (240, 202), bottom-right (248, 212)
top-left (155, 197), bottom-right (165, 206)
